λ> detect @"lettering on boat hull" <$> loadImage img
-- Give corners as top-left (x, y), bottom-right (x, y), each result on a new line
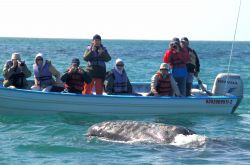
top-left (206, 99), bottom-right (233, 104)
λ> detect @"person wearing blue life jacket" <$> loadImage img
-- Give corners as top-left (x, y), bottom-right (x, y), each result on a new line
top-left (104, 58), bottom-right (135, 95)
top-left (31, 53), bottom-right (63, 92)
top-left (2, 53), bottom-right (31, 89)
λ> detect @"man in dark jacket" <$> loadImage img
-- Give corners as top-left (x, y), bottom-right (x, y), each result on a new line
top-left (2, 53), bottom-right (31, 89)
top-left (180, 37), bottom-right (200, 96)
top-left (83, 34), bottom-right (111, 95)
top-left (61, 58), bottom-right (92, 94)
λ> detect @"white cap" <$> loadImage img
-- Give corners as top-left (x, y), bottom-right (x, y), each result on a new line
top-left (115, 58), bottom-right (124, 65)
top-left (11, 53), bottom-right (21, 61)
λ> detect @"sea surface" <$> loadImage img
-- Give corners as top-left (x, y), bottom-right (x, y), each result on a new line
top-left (0, 37), bottom-right (250, 164)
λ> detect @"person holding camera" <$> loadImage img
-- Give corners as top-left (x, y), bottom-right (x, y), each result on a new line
top-left (2, 52), bottom-right (31, 89)
top-left (83, 34), bottom-right (111, 95)
top-left (61, 58), bottom-right (92, 94)
top-left (31, 53), bottom-right (63, 92)
top-left (163, 38), bottom-right (190, 96)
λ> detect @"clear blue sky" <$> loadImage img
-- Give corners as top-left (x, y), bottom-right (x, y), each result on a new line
top-left (0, 0), bottom-right (249, 41)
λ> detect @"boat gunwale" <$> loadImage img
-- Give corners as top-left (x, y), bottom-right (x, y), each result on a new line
top-left (0, 86), bottom-right (240, 100)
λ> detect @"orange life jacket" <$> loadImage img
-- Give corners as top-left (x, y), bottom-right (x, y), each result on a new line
top-left (156, 72), bottom-right (172, 96)
top-left (64, 72), bottom-right (84, 92)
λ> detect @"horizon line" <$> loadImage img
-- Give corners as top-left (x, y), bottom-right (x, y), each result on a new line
top-left (0, 36), bottom-right (249, 42)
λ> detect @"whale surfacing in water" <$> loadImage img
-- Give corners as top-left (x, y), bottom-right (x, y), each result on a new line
top-left (87, 121), bottom-right (196, 144)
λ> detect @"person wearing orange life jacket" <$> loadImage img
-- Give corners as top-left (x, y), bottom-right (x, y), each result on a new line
top-left (2, 53), bottom-right (31, 89)
top-left (180, 37), bottom-right (200, 96)
top-left (148, 63), bottom-right (180, 96)
top-left (31, 53), bottom-right (63, 92)
top-left (163, 38), bottom-right (189, 96)
top-left (61, 58), bottom-right (92, 94)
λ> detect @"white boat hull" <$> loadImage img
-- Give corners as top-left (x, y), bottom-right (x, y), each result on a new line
top-left (0, 87), bottom-right (240, 115)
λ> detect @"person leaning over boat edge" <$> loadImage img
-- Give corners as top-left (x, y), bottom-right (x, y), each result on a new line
top-left (163, 38), bottom-right (189, 96)
top-left (180, 37), bottom-right (200, 96)
top-left (2, 52), bottom-right (31, 89)
top-left (61, 58), bottom-right (92, 94)
top-left (104, 58), bottom-right (140, 96)
top-left (83, 34), bottom-right (111, 95)
top-left (147, 63), bottom-right (180, 96)
top-left (31, 53), bottom-right (63, 92)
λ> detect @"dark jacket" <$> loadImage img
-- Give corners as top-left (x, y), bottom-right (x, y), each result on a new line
top-left (83, 45), bottom-right (111, 80)
top-left (2, 61), bottom-right (31, 89)
top-left (186, 47), bottom-right (200, 73)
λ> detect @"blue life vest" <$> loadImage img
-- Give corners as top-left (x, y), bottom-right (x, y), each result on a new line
top-left (112, 69), bottom-right (128, 93)
top-left (87, 46), bottom-right (106, 68)
top-left (33, 60), bottom-right (53, 87)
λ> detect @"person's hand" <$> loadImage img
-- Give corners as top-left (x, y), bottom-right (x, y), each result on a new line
top-left (91, 46), bottom-right (97, 52)
top-left (68, 66), bottom-right (76, 73)
top-left (12, 60), bottom-right (18, 67)
top-left (98, 47), bottom-right (104, 54)
top-left (154, 92), bottom-right (160, 96)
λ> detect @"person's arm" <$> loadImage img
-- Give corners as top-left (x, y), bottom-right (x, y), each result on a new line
top-left (104, 72), bottom-right (114, 95)
top-left (21, 64), bottom-right (32, 78)
top-left (98, 46), bottom-right (111, 62)
top-left (163, 50), bottom-right (171, 63)
top-left (170, 76), bottom-right (181, 96)
top-left (83, 46), bottom-right (95, 61)
top-left (127, 78), bottom-right (133, 94)
top-left (61, 71), bottom-right (69, 82)
top-left (49, 62), bottom-right (62, 84)
top-left (193, 50), bottom-right (200, 73)
top-left (150, 74), bottom-right (159, 95)
top-left (2, 64), bottom-right (15, 79)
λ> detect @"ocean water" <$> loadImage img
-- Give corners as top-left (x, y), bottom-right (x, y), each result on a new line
top-left (0, 37), bottom-right (250, 164)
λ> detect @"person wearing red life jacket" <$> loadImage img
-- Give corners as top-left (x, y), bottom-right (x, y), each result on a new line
top-left (61, 58), bottom-right (92, 94)
top-left (163, 38), bottom-right (189, 96)
top-left (148, 63), bottom-right (180, 96)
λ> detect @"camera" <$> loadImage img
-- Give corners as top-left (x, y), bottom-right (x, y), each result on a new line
top-left (18, 60), bottom-right (25, 66)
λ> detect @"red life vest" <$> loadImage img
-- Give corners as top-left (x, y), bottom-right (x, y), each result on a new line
top-left (65, 72), bottom-right (84, 92)
top-left (170, 51), bottom-right (187, 68)
top-left (156, 72), bottom-right (172, 96)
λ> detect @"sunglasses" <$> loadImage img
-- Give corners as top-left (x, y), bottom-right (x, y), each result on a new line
top-left (36, 58), bottom-right (43, 61)
top-left (116, 64), bottom-right (124, 67)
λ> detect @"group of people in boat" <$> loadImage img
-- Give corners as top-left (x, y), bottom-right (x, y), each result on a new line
top-left (2, 34), bottom-right (200, 97)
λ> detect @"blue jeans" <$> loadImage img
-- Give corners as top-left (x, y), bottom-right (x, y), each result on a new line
top-left (174, 76), bottom-right (186, 96)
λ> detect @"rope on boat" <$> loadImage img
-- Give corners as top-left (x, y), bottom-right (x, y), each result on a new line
top-left (225, 0), bottom-right (242, 93)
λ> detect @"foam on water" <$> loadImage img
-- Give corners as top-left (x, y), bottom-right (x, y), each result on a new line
top-left (170, 134), bottom-right (207, 148)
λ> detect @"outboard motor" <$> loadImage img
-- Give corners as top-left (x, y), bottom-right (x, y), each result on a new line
top-left (212, 73), bottom-right (243, 98)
